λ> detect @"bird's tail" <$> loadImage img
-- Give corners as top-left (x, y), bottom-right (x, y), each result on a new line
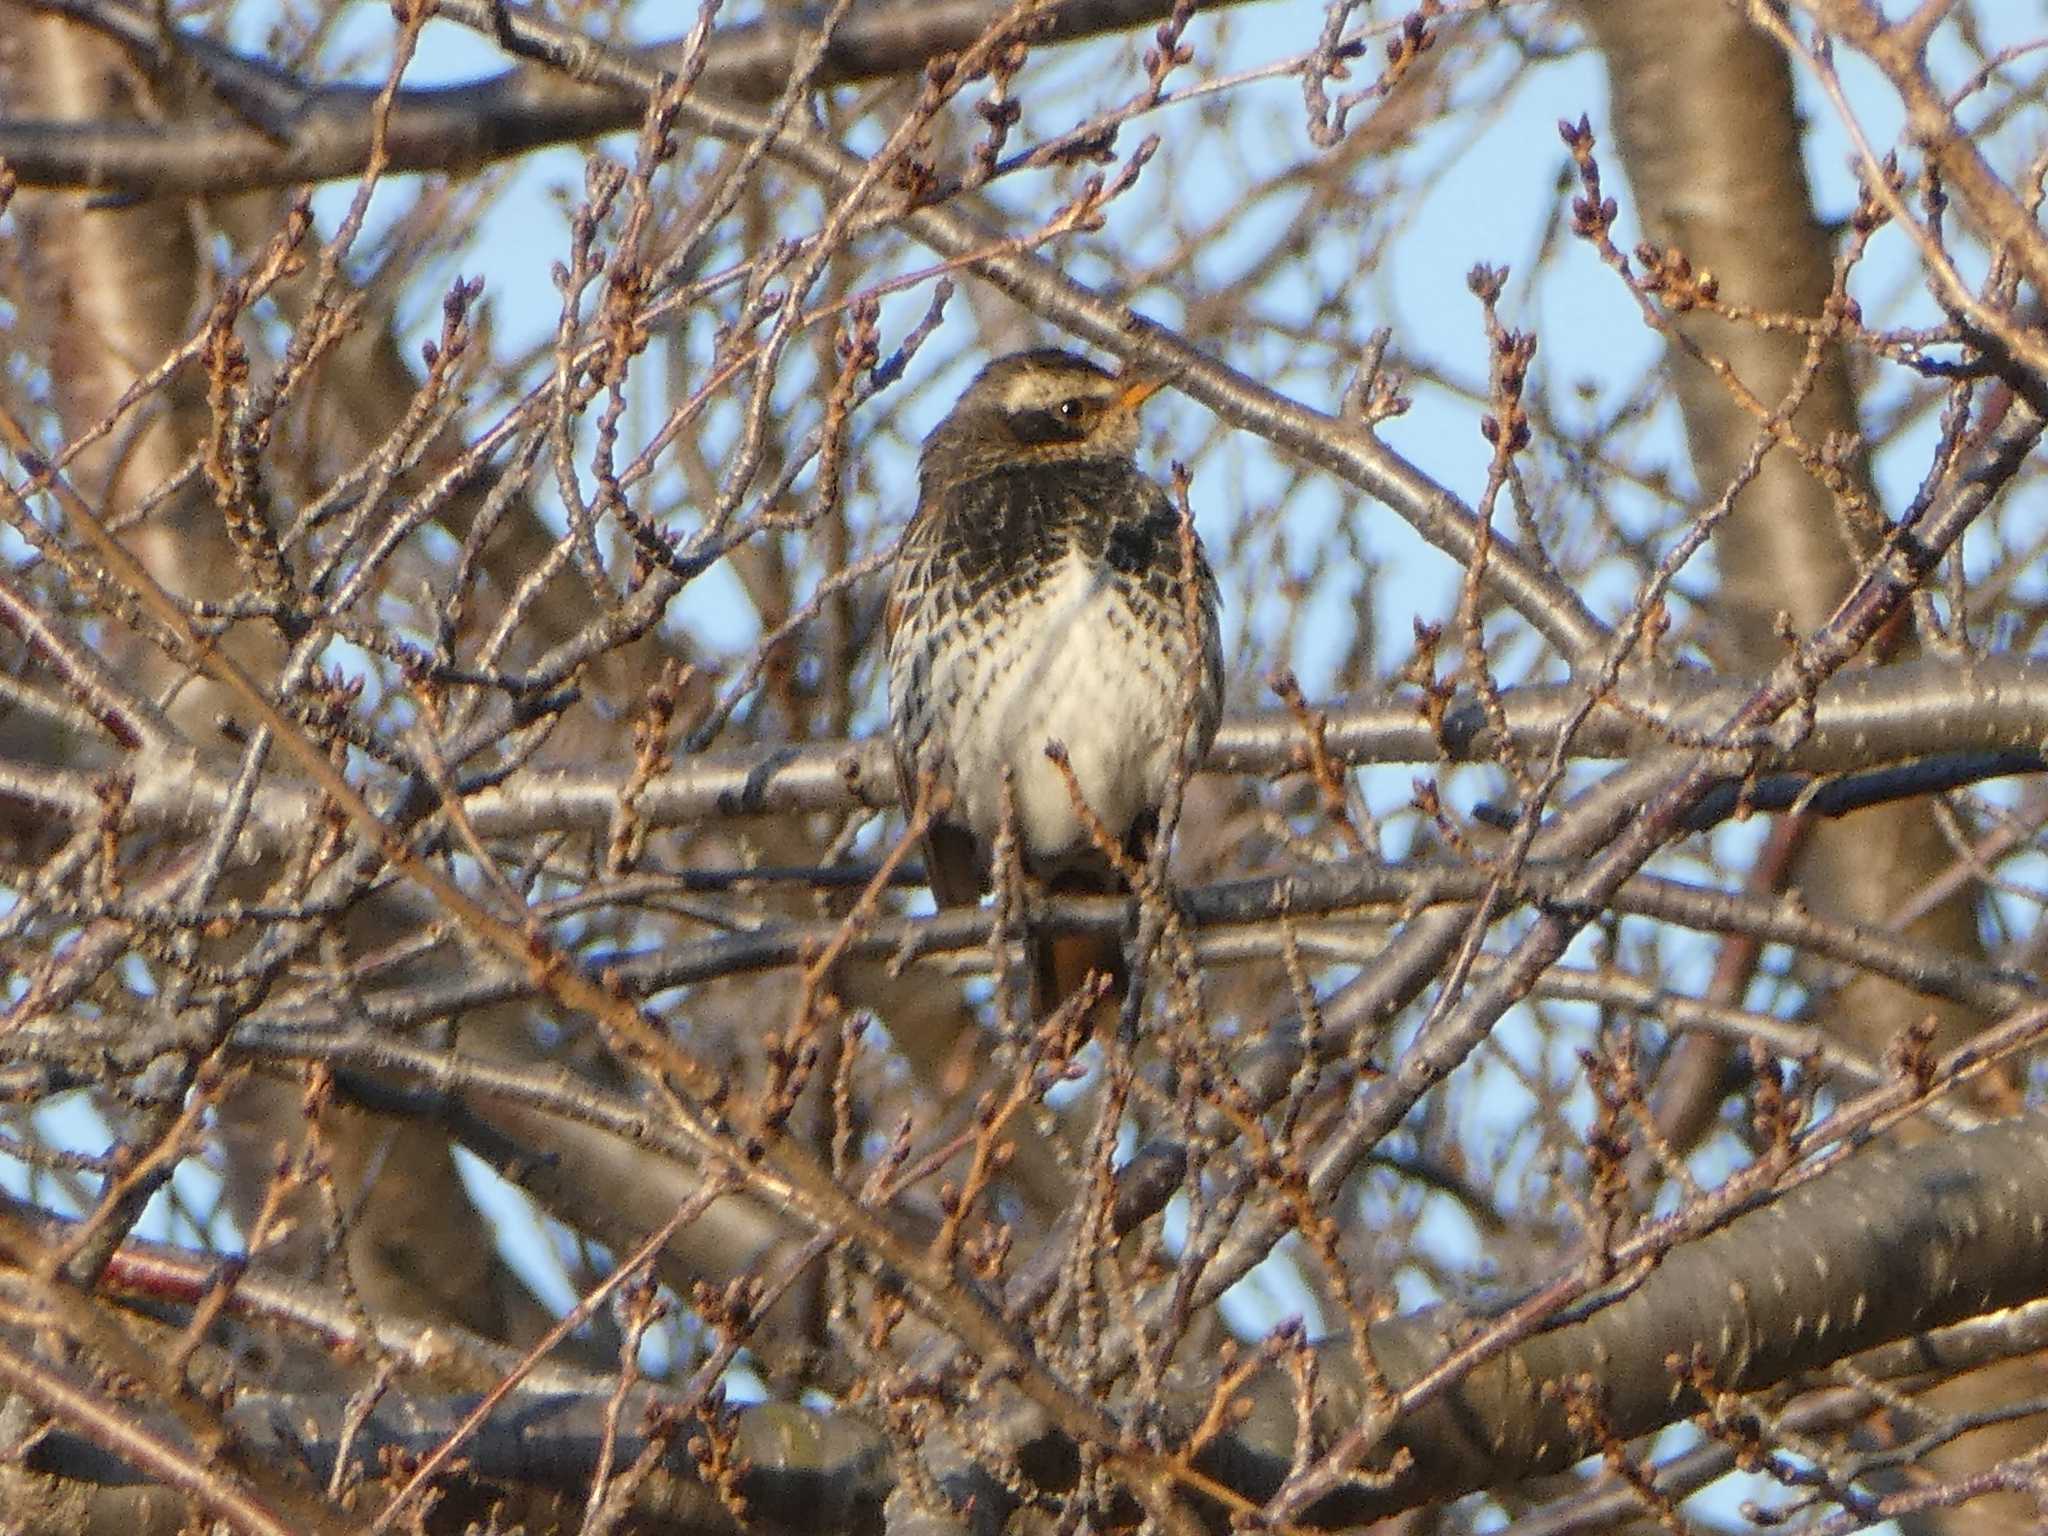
top-left (1029, 815), bottom-right (1157, 1034)
top-left (1031, 930), bottom-right (1127, 1035)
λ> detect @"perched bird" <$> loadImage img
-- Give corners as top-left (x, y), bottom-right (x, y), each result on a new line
top-left (885, 348), bottom-right (1223, 1020)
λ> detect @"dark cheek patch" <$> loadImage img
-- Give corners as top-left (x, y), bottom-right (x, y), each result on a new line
top-left (1007, 409), bottom-right (1088, 447)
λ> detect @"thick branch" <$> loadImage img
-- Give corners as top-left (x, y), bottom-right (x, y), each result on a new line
top-left (8, 1109), bottom-right (2048, 1529)
top-left (2, 0), bottom-right (1258, 194)
top-left (2, 655), bottom-right (2043, 849)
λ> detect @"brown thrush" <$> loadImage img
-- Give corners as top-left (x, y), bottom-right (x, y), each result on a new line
top-left (885, 349), bottom-right (1224, 1019)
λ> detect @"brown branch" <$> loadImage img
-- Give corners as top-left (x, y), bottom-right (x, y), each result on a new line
top-left (3, 0), bottom-right (1265, 194)
top-left (12, 0), bottom-right (1608, 662)
top-left (1797, 0), bottom-right (2048, 335)
top-left (6, 1108), bottom-right (2048, 1528)
top-left (0, 1333), bottom-right (325, 1536)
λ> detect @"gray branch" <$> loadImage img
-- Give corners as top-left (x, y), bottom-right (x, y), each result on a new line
top-left (2, 654), bottom-right (2044, 852)
top-left (3, 0), bottom-right (1261, 194)
top-left (7, 1109), bottom-right (2046, 1529)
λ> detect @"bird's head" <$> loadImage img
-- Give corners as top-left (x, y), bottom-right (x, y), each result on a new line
top-left (921, 349), bottom-right (1167, 481)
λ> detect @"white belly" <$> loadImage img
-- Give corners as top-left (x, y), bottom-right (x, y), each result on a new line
top-left (928, 557), bottom-right (1188, 864)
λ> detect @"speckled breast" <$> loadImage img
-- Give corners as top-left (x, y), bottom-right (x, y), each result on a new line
top-left (887, 455), bottom-right (1221, 877)
top-left (895, 551), bottom-right (1204, 868)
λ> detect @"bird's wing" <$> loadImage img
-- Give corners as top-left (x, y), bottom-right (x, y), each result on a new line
top-left (889, 740), bottom-right (984, 906)
top-left (923, 818), bottom-right (987, 909)
top-left (886, 548), bottom-right (988, 910)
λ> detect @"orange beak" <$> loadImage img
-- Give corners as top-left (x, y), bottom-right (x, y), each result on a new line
top-left (1114, 371), bottom-right (1169, 412)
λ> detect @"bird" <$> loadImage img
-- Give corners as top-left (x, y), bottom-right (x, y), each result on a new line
top-left (885, 348), bottom-right (1223, 1024)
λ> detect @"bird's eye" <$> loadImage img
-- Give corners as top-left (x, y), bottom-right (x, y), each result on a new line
top-left (1056, 397), bottom-right (1088, 423)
